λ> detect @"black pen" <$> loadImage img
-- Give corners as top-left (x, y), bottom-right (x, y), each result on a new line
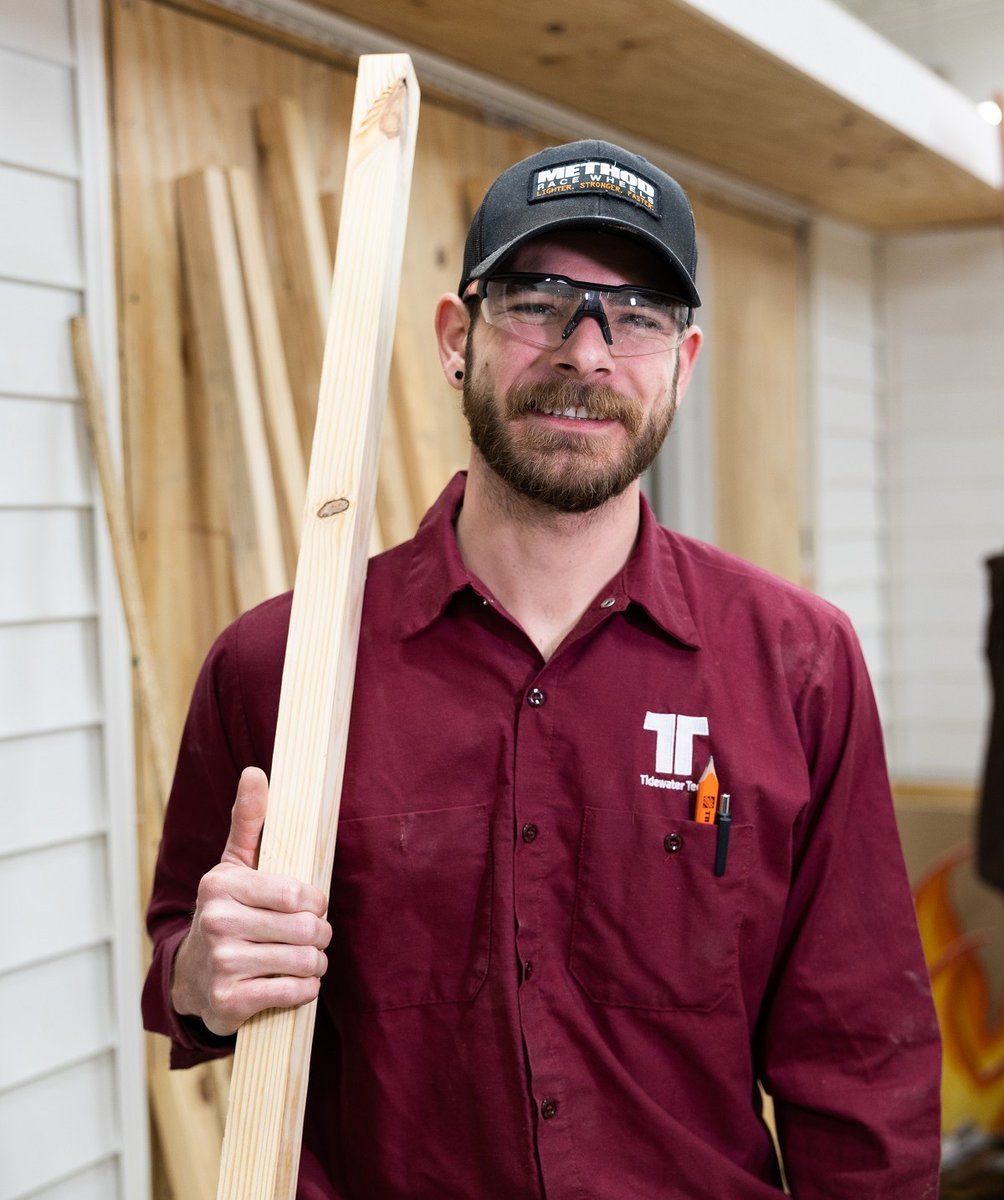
top-left (714, 793), bottom-right (731, 877)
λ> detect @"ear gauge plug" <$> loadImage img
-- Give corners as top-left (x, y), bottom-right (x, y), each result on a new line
top-left (455, 370), bottom-right (464, 380)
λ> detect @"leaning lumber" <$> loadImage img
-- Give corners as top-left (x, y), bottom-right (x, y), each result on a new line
top-left (215, 54), bottom-right (420, 1200)
top-left (227, 165), bottom-right (307, 566)
top-left (255, 97), bottom-right (332, 453)
top-left (177, 167), bottom-right (288, 609)
top-left (71, 316), bottom-right (229, 1200)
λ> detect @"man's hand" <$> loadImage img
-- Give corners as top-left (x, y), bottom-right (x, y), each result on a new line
top-left (170, 766), bottom-right (332, 1036)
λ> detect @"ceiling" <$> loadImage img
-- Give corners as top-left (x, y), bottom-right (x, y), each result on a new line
top-left (295, 0), bottom-right (1001, 230)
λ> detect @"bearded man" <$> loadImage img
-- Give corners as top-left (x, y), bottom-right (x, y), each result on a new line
top-left (143, 141), bottom-right (941, 1199)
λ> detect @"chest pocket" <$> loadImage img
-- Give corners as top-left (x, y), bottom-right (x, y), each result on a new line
top-left (570, 807), bottom-right (753, 1011)
top-left (327, 804), bottom-right (492, 1012)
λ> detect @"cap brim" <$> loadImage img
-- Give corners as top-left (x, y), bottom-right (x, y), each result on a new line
top-left (461, 214), bottom-right (701, 307)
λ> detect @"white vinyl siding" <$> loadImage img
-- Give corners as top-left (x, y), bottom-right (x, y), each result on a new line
top-left (883, 226), bottom-right (1003, 783)
top-left (0, 1), bottom-right (147, 1197)
top-left (808, 219), bottom-right (891, 722)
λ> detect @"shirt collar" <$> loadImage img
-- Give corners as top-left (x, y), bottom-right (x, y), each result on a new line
top-left (621, 492), bottom-right (701, 650)
top-left (397, 472), bottom-right (480, 640)
top-left (396, 472), bottom-right (701, 650)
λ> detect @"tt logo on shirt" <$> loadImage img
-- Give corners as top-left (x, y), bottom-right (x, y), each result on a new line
top-left (640, 712), bottom-right (709, 791)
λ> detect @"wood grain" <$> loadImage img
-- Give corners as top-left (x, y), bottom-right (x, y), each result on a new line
top-left (255, 97), bottom-right (333, 453)
top-left (215, 55), bottom-right (420, 1200)
top-left (177, 167), bottom-right (289, 609)
top-left (228, 165), bottom-right (307, 569)
top-left (302, 0), bottom-right (998, 230)
top-left (694, 199), bottom-right (804, 584)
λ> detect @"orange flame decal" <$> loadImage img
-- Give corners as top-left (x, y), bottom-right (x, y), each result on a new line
top-left (914, 845), bottom-right (1004, 1133)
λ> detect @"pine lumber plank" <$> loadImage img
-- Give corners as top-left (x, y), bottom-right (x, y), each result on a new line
top-left (70, 316), bottom-right (229, 1200)
top-left (215, 54), bottom-right (420, 1200)
top-left (177, 167), bottom-right (288, 609)
top-left (227, 166), bottom-right (307, 567)
top-left (319, 177), bottom-right (417, 549)
top-left (255, 97), bottom-right (332, 453)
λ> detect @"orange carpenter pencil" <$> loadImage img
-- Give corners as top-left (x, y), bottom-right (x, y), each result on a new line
top-left (694, 756), bottom-right (719, 824)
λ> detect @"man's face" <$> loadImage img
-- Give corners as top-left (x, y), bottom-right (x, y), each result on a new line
top-left (460, 231), bottom-right (698, 514)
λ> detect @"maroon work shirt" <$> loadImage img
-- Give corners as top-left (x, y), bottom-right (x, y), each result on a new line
top-left (144, 473), bottom-right (940, 1199)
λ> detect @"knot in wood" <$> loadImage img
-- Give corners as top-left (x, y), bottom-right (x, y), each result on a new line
top-left (378, 79), bottom-right (407, 139)
top-left (317, 498), bottom-right (350, 518)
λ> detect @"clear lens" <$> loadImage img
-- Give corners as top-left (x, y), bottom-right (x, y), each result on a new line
top-left (478, 274), bottom-right (691, 357)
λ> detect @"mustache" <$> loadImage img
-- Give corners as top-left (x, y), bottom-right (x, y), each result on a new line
top-left (503, 380), bottom-right (643, 437)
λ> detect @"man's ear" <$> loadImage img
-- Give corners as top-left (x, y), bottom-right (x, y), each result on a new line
top-left (435, 294), bottom-right (470, 392)
top-left (673, 325), bottom-right (703, 404)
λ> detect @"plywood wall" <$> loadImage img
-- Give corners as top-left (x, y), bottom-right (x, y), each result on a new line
top-left (111, 0), bottom-right (806, 734)
top-left (694, 199), bottom-right (804, 585)
top-left (111, 0), bottom-right (547, 741)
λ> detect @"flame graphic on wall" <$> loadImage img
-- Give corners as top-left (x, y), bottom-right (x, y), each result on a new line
top-left (914, 845), bottom-right (1004, 1134)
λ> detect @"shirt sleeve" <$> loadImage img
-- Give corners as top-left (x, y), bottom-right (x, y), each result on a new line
top-left (141, 619), bottom-right (248, 1065)
top-left (757, 615), bottom-right (942, 1199)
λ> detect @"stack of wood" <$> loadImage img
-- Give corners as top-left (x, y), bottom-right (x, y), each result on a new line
top-left (177, 92), bottom-right (424, 614)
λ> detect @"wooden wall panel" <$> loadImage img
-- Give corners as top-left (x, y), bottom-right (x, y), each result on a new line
top-left (110, 0), bottom-right (544, 739)
top-left (693, 198), bottom-right (804, 584)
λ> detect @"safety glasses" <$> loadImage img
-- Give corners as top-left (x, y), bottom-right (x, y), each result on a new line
top-left (470, 273), bottom-right (693, 357)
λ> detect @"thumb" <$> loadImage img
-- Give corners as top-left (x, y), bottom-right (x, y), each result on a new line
top-left (221, 766), bottom-right (268, 869)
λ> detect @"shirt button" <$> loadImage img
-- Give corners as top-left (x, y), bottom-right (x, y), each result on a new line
top-left (523, 960), bottom-right (534, 981)
top-left (664, 832), bottom-right (683, 853)
top-left (540, 1098), bottom-right (558, 1120)
top-left (521, 823), bottom-right (539, 843)
top-left (600, 597), bottom-right (616, 608)
top-left (527, 687), bottom-right (546, 707)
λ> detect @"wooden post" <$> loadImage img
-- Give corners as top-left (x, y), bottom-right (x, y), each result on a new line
top-left (71, 317), bottom-right (229, 1200)
top-left (215, 55), bottom-right (420, 1200)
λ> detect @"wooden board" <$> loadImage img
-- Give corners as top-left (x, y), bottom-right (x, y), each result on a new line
top-left (177, 167), bottom-right (288, 609)
top-left (216, 54), bottom-right (420, 1200)
top-left (255, 97), bottom-right (332, 453)
top-left (228, 165), bottom-right (307, 569)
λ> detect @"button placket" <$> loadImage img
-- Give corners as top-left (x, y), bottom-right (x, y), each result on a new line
top-left (512, 664), bottom-right (563, 1146)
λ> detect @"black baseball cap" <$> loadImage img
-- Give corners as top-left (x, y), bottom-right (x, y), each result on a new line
top-left (459, 139), bottom-right (700, 306)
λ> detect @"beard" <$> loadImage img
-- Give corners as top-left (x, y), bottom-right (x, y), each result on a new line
top-left (462, 360), bottom-right (679, 514)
